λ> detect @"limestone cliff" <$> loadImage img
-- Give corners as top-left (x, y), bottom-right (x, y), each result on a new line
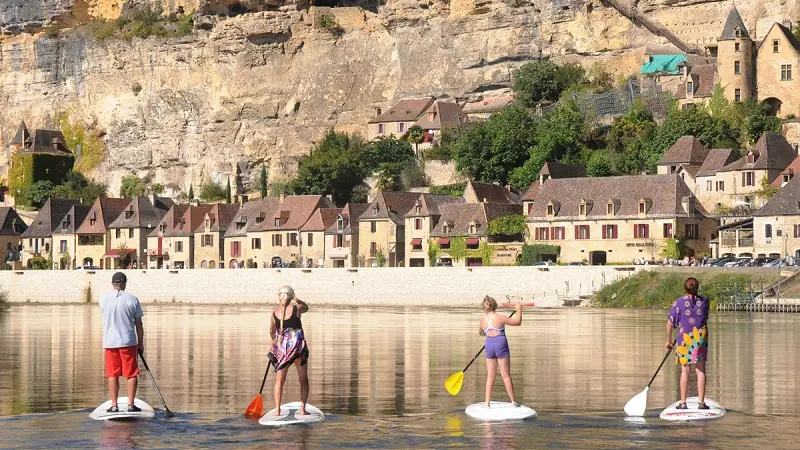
top-left (0, 0), bottom-right (797, 195)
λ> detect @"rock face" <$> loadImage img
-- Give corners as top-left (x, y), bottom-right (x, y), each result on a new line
top-left (0, 0), bottom-right (797, 195)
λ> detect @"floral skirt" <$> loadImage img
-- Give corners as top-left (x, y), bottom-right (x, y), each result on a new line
top-left (675, 325), bottom-right (708, 366)
top-left (268, 328), bottom-right (309, 371)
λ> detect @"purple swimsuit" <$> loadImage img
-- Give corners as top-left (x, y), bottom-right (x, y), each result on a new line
top-left (483, 314), bottom-right (510, 359)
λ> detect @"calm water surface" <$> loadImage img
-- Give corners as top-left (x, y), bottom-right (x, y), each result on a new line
top-left (1, 304), bottom-right (800, 448)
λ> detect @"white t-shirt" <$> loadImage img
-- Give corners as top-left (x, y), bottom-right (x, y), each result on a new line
top-left (99, 290), bottom-right (144, 349)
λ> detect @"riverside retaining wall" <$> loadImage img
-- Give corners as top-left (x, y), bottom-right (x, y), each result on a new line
top-left (0, 266), bottom-right (643, 306)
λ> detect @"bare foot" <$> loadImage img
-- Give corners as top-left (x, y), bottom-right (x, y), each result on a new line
top-left (273, 408), bottom-right (282, 416)
top-left (298, 409), bottom-right (309, 416)
top-left (485, 402), bottom-right (491, 408)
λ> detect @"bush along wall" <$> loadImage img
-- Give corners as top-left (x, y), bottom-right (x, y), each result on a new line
top-left (9, 153), bottom-right (75, 208)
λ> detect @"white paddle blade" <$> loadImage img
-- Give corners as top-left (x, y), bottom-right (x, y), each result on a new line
top-left (624, 386), bottom-right (649, 416)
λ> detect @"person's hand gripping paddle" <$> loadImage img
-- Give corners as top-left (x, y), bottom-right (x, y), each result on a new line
top-left (624, 340), bottom-right (676, 416)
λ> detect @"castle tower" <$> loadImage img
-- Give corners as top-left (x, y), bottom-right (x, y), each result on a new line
top-left (716, 6), bottom-right (754, 102)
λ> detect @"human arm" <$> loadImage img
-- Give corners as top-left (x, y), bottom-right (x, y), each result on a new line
top-left (294, 297), bottom-right (309, 315)
top-left (269, 311), bottom-right (276, 340)
top-left (666, 302), bottom-right (678, 350)
top-left (501, 304), bottom-right (523, 327)
top-left (478, 319), bottom-right (486, 337)
top-left (135, 317), bottom-right (144, 354)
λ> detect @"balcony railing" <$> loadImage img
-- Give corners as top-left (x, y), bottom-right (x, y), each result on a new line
top-left (720, 238), bottom-right (754, 248)
top-left (738, 238), bottom-right (753, 247)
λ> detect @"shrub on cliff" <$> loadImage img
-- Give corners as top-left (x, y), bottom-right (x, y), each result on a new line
top-left (199, 182), bottom-right (227, 202)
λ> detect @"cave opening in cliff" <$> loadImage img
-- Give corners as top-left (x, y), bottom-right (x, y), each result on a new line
top-left (311, 0), bottom-right (382, 12)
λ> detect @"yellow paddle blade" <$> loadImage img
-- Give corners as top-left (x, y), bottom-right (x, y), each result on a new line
top-left (444, 371), bottom-right (464, 396)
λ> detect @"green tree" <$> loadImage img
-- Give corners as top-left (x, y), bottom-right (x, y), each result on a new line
top-left (51, 171), bottom-right (107, 205)
top-left (407, 125), bottom-right (425, 154)
top-left (259, 165), bottom-right (267, 198)
top-left (119, 174), bottom-right (147, 198)
top-left (290, 130), bottom-right (368, 205)
top-left (755, 175), bottom-right (779, 201)
top-left (188, 184), bottom-right (194, 200)
top-left (24, 181), bottom-right (55, 209)
top-left (487, 215), bottom-right (526, 237)
top-left (151, 183), bottom-right (165, 195)
top-left (225, 178), bottom-right (232, 203)
top-left (199, 181), bottom-right (226, 202)
top-left (361, 135), bottom-right (414, 175)
top-left (514, 60), bottom-right (561, 107)
top-left (586, 151), bottom-right (614, 177)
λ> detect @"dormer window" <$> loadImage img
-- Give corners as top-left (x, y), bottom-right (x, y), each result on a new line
top-left (125, 209), bottom-right (133, 219)
top-left (469, 223), bottom-right (477, 234)
top-left (275, 218), bottom-right (281, 227)
top-left (735, 28), bottom-right (742, 38)
top-left (547, 204), bottom-right (554, 216)
top-left (746, 152), bottom-right (755, 164)
top-left (442, 223), bottom-right (449, 234)
top-left (638, 198), bottom-right (652, 215)
top-left (205, 219), bottom-right (210, 228)
top-left (415, 201), bottom-right (422, 214)
top-left (372, 206), bottom-right (378, 216)
top-left (686, 80), bottom-right (693, 96)
top-left (607, 203), bottom-right (614, 215)
top-left (579, 203), bottom-right (586, 216)
top-left (337, 217), bottom-right (344, 230)
top-left (159, 223), bottom-right (166, 232)
top-left (62, 215), bottom-right (71, 230)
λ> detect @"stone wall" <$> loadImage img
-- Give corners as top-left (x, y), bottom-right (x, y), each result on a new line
top-left (0, 266), bottom-right (642, 306)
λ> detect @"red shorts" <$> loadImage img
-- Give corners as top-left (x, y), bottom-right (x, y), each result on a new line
top-left (105, 346), bottom-right (140, 378)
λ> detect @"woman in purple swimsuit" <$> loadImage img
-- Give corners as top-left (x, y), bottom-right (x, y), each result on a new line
top-left (666, 277), bottom-right (710, 410)
top-left (479, 296), bottom-right (522, 407)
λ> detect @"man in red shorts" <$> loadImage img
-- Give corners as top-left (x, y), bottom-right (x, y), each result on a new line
top-left (99, 272), bottom-right (144, 413)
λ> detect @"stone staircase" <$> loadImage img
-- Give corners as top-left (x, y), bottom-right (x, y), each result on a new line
top-left (601, 0), bottom-right (703, 55)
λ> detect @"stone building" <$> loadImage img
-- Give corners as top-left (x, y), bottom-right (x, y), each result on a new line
top-left (299, 207), bottom-right (341, 268)
top-left (521, 162), bottom-right (586, 215)
top-left (404, 194), bottom-right (465, 267)
top-left (750, 175), bottom-right (800, 259)
top-left (147, 204), bottom-right (214, 269)
top-left (107, 196), bottom-right (173, 269)
top-left (20, 198), bottom-right (82, 268)
top-left (357, 191), bottom-right (420, 267)
top-left (324, 202), bottom-right (368, 268)
top-left (51, 204), bottom-right (90, 270)
top-left (75, 197), bottom-right (132, 269)
top-left (0, 207), bottom-right (27, 267)
top-left (193, 203), bottom-right (240, 269)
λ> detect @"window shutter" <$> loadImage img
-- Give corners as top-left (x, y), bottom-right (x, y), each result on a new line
top-left (613, 226), bottom-right (618, 239)
top-left (602, 225), bottom-right (607, 239)
top-left (585, 226), bottom-right (590, 240)
top-left (644, 224), bottom-right (649, 238)
top-left (574, 226), bottom-right (579, 239)
top-left (634, 224), bottom-right (638, 238)
top-left (742, 173), bottom-right (745, 187)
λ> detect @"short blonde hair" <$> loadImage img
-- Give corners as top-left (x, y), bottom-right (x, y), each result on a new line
top-left (482, 295), bottom-right (497, 312)
top-left (278, 285), bottom-right (295, 300)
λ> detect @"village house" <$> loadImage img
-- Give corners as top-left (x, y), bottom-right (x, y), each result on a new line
top-left (526, 175), bottom-right (716, 264)
top-left (324, 203), bottom-right (369, 268)
top-left (749, 175), bottom-right (800, 259)
top-left (358, 191), bottom-right (420, 267)
top-left (148, 204), bottom-right (213, 269)
top-left (6, 121), bottom-right (75, 206)
top-left (367, 97), bottom-right (435, 140)
top-left (0, 207), bottom-right (27, 268)
top-left (223, 198), bottom-right (278, 268)
top-left (299, 207), bottom-right (341, 268)
top-left (74, 198), bottom-right (131, 269)
top-left (461, 94), bottom-right (514, 121)
top-left (193, 203), bottom-right (240, 269)
top-left (521, 162), bottom-right (586, 214)
top-left (404, 194), bottom-right (465, 267)
top-left (410, 100), bottom-right (468, 153)
top-left (463, 180), bottom-right (519, 205)
top-left (430, 202), bottom-right (523, 267)
top-left (107, 196), bottom-right (173, 269)
top-left (20, 199), bottom-right (82, 268)
top-left (51, 204), bottom-right (90, 270)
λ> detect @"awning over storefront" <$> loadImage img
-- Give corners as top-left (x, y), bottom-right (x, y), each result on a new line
top-left (410, 238), bottom-right (422, 245)
top-left (438, 238), bottom-right (450, 245)
top-left (103, 249), bottom-right (136, 258)
top-left (465, 238), bottom-right (480, 246)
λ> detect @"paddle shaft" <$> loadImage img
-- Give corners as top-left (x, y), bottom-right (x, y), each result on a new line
top-left (647, 340), bottom-right (677, 388)
top-left (461, 310), bottom-right (518, 374)
top-left (139, 352), bottom-right (174, 416)
top-left (258, 364), bottom-right (271, 395)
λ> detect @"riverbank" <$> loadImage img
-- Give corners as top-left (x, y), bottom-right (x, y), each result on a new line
top-left (0, 266), bottom-right (642, 307)
top-left (592, 267), bottom-right (787, 308)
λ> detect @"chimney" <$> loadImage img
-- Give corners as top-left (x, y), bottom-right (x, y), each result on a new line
top-left (149, 193), bottom-right (157, 206)
top-left (682, 196), bottom-right (695, 217)
top-left (280, 191), bottom-right (286, 202)
top-left (239, 194), bottom-right (249, 205)
top-left (483, 197), bottom-right (487, 203)
top-left (325, 194), bottom-right (333, 204)
top-left (52, 137), bottom-right (59, 152)
top-left (782, 19), bottom-right (792, 29)
top-left (505, 184), bottom-right (511, 192)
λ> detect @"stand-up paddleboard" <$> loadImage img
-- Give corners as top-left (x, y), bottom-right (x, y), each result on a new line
top-left (465, 402), bottom-right (537, 421)
top-left (660, 397), bottom-right (725, 421)
top-left (89, 397), bottom-right (155, 421)
top-left (259, 402), bottom-right (325, 426)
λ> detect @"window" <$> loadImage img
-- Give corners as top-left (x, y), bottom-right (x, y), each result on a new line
top-left (663, 223), bottom-right (673, 238)
top-left (534, 227), bottom-right (550, 240)
top-left (272, 234), bottom-right (282, 247)
top-left (469, 224), bottom-right (476, 234)
top-left (794, 224), bottom-right (800, 239)
top-left (252, 238), bottom-right (261, 249)
top-left (686, 80), bottom-right (693, 96)
top-left (89, 218), bottom-right (96, 227)
top-left (782, 64), bottom-right (793, 81)
top-left (412, 240), bottom-right (422, 250)
top-left (126, 228), bottom-right (133, 238)
top-left (203, 235), bottom-right (213, 247)
top-left (716, 180), bottom-right (725, 192)
top-left (527, 203), bottom-right (533, 215)
top-left (633, 224), bottom-right (649, 239)
top-left (125, 210), bottom-right (133, 219)
top-left (773, 40), bottom-right (779, 53)
top-left (547, 204), bottom-right (554, 215)
top-left (551, 226), bottom-right (566, 240)
top-left (765, 224), bottom-right (773, 238)
top-left (638, 202), bottom-right (646, 214)
top-left (398, 122), bottom-right (405, 133)
top-left (370, 242), bottom-right (377, 257)
top-left (231, 241), bottom-right (241, 257)
top-left (466, 239), bottom-right (479, 250)
top-left (378, 123), bottom-right (385, 134)
top-left (288, 233), bottom-right (298, 246)
top-left (337, 217), bottom-right (344, 230)
top-left (601, 224), bottom-right (618, 239)
top-left (335, 235), bottom-right (344, 248)
top-left (205, 219), bottom-right (210, 229)
top-left (62, 215), bottom-right (71, 230)
top-left (390, 225), bottom-right (396, 235)
top-left (60, 240), bottom-right (68, 253)
top-left (706, 180), bottom-right (713, 191)
top-left (371, 222), bottom-right (377, 233)
top-left (414, 218), bottom-right (423, 230)
top-left (734, 61), bottom-right (740, 74)
top-left (784, 174), bottom-right (792, 184)
top-left (685, 224), bottom-right (699, 239)
top-left (6, 242), bottom-right (10, 250)
top-left (175, 241), bottom-right (184, 252)
top-left (735, 42), bottom-right (740, 52)
top-left (735, 89), bottom-right (741, 102)
top-left (743, 171), bottom-right (754, 186)
top-left (274, 218), bottom-right (281, 227)
top-left (606, 203), bottom-right (614, 215)
top-left (115, 229), bottom-right (121, 239)
top-left (575, 225), bottom-right (590, 240)
top-left (735, 29), bottom-right (741, 38)
top-left (307, 233), bottom-right (314, 247)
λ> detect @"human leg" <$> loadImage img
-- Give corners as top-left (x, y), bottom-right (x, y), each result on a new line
top-left (294, 358), bottom-right (310, 414)
top-left (108, 377), bottom-right (120, 409)
top-left (498, 357), bottom-right (517, 405)
top-left (484, 357), bottom-right (498, 407)
top-left (273, 367), bottom-right (289, 415)
top-left (105, 349), bottom-right (122, 410)
top-left (696, 359), bottom-right (707, 406)
top-left (679, 364), bottom-right (690, 406)
top-left (126, 377), bottom-right (139, 407)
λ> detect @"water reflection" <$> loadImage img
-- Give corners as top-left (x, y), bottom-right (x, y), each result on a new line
top-left (2, 305), bottom-right (800, 448)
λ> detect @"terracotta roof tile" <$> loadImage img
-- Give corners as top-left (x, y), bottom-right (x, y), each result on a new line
top-left (412, 101), bottom-right (467, 130)
top-left (301, 207), bottom-right (342, 231)
top-left (466, 181), bottom-right (519, 204)
top-left (0, 207), bottom-right (27, 236)
top-left (658, 136), bottom-right (710, 165)
top-left (696, 148), bottom-right (738, 176)
top-left (21, 199), bottom-right (83, 238)
top-left (772, 155), bottom-right (800, 188)
top-left (754, 175), bottom-right (800, 216)
top-left (540, 161), bottom-right (587, 179)
top-left (368, 97), bottom-right (435, 124)
top-left (326, 203), bottom-right (369, 234)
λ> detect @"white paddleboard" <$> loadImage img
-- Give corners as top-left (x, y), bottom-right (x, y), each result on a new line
top-left (465, 401), bottom-right (537, 421)
top-left (259, 402), bottom-right (325, 426)
top-left (660, 397), bottom-right (726, 421)
top-left (89, 397), bottom-right (155, 421)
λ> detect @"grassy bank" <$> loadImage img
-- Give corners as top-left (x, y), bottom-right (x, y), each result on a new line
top-left (593, 269), bottom-right (783, 309)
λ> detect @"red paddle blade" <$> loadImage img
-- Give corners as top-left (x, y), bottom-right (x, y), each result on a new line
top-left (244, 394), bottom-right (264, 418)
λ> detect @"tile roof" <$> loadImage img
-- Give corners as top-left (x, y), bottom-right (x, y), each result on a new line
top-left (465, 180), bottom-right (519, 204)
top-left (17, 129), bottom-right (73, 156)
top-left (10, 121), bottom-right (29, 146)
top-left (431, 202), bottom-right (522, 237)
top-left (197, 203), bottom-right (240, 233)
top-left (151, 204), bottom-right (214, 237)
top-left (521, 182), bottom-right (540, 202)
top-left (718, 132), bottom-right (796, 173)
top-left (359, 191), bottom-right (422, 225)
top-left (21, 199), bottom-right (83, 238)
top-left (675, 64), bottom-right (716, 99)
top-left (326, 203), bottom-right (369, 235)
top-left (412, 101), bottom-right (467, 130)
top-left (462, 95), bottom-right (514, 114)
top-left (696, 148), bottom-right (738, 176)
top-left (526, 174), bottom-right (703, 220)
top-left (658, 136), bottom-right (710, 166)
top-left (719, 6), bottom-right (749, 41)
top-left (0, 207), bottom-right (27, 236)
top-left (224, 198), bottom-right (280, 237)
top-left (757, 22), bottom-right (800, 52)
top-left (52, 204), bottom-right (91, 234)
top-left (261, 195), bottom-right (334, 231)
top-left (368, 97), bottom-right (435, 124)
top-left (76, 198), bottom-right (132, 234)
top-left (300, 207), bottom-right (342, 232)
top-left (540, 161), bottom-right (587, 179)
top-left (754, 174), bottom-right (800, 216)
top-left (108, 196), bottom-right (174, 229)
top-left (405, 194), bottom-right (465, 217)
top-left (772, 155), bottom-right (800, 188)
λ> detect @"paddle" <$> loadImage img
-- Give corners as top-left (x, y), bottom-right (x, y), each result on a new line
top-left (445, 307), bottom-right (524, 396)
top-left (624, 340), bottom-right (676, 417)
top-left (244, 364), bottom-right (271, 418)
top-left (138, 349), bottom-right (175, 418)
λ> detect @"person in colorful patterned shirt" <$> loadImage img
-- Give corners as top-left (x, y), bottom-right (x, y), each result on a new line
top-left (665, 277), bottom-right (710, 410)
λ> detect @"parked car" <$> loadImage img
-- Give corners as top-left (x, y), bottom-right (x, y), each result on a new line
top-left (74, 265), bottom-right (100, 270)
top-left (271, 257), bottom-right (283, 268)
top-left (752, 257), bottom-right (775, 267)
top-left (566, 262), bottom-right (589, 266)
top-left (711, 257), bottom-right (735, 267)
top-left (533, 261), bottom-right (556, 266)
top-left (764, 258), bottom-right (786, 268)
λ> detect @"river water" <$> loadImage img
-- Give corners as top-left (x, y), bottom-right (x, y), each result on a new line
top-left (1, 304), bottom-right (800, 448)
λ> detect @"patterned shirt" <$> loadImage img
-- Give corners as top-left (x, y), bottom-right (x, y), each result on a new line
top-left (667, 295), bottom-right (710, 336)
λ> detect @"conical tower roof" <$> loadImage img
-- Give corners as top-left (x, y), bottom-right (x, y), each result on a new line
top-left (10, 121), bottom-right (29, 146)
top-left (719, 6), bottom-right (750, 41)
